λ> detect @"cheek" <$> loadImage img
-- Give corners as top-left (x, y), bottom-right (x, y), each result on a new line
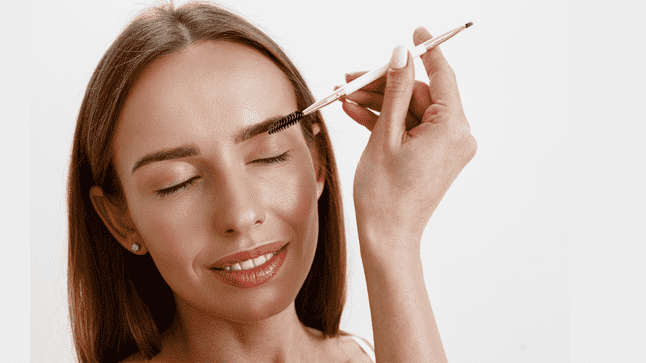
top-left (263, 153), bottom-right (319, 232)
top-left (125, 147), bottom-right (320, 291)
top-left (132, 198), bottom-right (204, 282)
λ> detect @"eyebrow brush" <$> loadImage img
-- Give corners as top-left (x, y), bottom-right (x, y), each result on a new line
top-left (267, 21), bottom-right (473, 135)
top-left (267, 110), bottom-right (305, 134)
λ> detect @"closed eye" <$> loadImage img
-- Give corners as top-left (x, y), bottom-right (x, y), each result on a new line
top-left (155, 176), bottom-right (200, 198)
top-left (254, 151), bottom-right (290, 165)
top-left (154, 152), bottom-right (289, 198)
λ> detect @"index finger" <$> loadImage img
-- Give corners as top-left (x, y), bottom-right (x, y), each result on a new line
top-left (413, 26), bottom-right (463, 108)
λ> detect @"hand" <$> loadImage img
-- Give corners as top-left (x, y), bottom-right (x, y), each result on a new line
top-left (342, 26), bottom-right (477, 255)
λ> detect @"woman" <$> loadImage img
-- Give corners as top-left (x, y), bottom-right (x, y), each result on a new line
top-left (67, 1), bottom-right (476, 362)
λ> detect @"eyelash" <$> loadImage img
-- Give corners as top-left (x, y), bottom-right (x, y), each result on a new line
top-left (254, 151), bottom-right (290, 165)
top-left (154, 152), bottom-right (291, 198)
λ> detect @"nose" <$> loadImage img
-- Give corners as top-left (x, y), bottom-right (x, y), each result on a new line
top-left (212, 168), bottom-right (266, 236)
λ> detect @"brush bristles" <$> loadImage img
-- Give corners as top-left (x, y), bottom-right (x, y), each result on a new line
top-left (267, 111), bottom-right (303, 134)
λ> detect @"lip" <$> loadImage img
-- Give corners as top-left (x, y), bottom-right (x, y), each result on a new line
top-left (209, 241), bottom-right (286, 269)
top-left (210, 243), bottom-right (289, 289)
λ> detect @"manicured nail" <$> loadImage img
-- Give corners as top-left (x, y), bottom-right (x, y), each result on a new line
top-left (343, 98), bottom-right (359, 106)
top-left (390, 45), bottom-right (408, 69)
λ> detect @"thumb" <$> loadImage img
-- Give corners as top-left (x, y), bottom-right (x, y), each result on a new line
top-left (377, 45), bottom-right (415, 148)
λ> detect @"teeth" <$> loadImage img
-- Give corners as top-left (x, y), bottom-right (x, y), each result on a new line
top-left (223, 252), bottom-right (276, 271)
top-left (251, 254), bottom-right (267, 267)
top-left (240, 259), bottom-right (255, 270)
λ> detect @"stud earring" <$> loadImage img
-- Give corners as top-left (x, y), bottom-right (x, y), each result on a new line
top-left (131, 243), bottom-right (140, 252)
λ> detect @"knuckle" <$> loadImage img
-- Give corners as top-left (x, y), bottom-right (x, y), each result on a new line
top-left (385, 81), bottom-right (407, 97)
top-left (448, 65), bottom-right (457, 80)
top-left (440, 61), bottom-right (456, 76)
top-left (385, 70), bottom-right (412, 96)
top-left (449, 125), bottom-right (477, 159)
top-left (460, 133), bottom-right (477, 161)
top-left (466, 134), bottom-right (477, 160)
top-left (432, 62), bottom-right (455, 77)
top-left (423, 103), bottom-right (448, 121)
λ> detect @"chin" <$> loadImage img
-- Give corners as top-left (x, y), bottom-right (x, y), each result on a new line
top-left (231, 256), bottom-right (311, 321)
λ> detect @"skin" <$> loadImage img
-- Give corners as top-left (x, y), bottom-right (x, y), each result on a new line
top-left (339, 27), bottom-right (476, 362)
top-left (91, 24), bottom-right (476, 363)
top-left (90, 41), bottom-right (369, 362)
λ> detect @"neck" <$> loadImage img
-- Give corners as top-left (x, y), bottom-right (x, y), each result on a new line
top-left (160, 299), bottom-right (325, 362)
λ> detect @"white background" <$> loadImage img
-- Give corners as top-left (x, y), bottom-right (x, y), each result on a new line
top-left (3, 0), bottom-right (644, 361)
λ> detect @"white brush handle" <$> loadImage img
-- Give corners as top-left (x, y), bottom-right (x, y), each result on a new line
top-left (342, 23), bottom-right (469, 95)
top-left (411, 42), bottom-right (430, 59)
top-left (342, 63), bottom-right (391, 95)
top-left (304, 23), bottom-right (471, 115)
top-left (341, 42), bottom-right (429, 95)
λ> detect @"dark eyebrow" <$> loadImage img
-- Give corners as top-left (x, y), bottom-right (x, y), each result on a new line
top-left (234, 116), bottom-right (284, 144)
top-left (131, 116), bottom-right (286, 174)
top-left (132, 144), bottom-right (200, 174)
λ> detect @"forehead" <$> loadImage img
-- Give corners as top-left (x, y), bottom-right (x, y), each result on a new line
top-left (113, 41), bottom-right (297, 174)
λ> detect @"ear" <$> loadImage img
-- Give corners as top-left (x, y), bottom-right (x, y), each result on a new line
top-left (311, 123), bottom-right (326, 200)
top-left (89, 185), bottom-right (147, 255)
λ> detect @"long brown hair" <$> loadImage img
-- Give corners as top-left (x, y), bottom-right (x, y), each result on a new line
top-left (67, 1), bottom-right (347, 361)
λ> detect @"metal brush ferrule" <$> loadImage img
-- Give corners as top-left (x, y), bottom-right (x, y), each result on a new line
top-left (302, 87), bottom-right (347, 116)
top-left (422, 26), bottom-right (466, 52)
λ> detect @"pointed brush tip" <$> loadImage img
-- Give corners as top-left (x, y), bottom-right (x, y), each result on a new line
top-left (466, 22), bottom-right (473, 28)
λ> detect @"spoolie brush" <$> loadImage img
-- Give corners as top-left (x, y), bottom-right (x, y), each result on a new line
top-left (267, 111), bottom-right (304, 135)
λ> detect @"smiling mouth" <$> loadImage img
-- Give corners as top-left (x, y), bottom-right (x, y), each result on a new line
top-left (210, 244), bottom-right (290, 289)
top-left (209, 241), bottom-right (286, 270)
top-left (214, 250), bottom-right (278, 271)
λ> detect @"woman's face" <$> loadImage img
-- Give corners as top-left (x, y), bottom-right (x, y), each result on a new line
top-left (112, 41), bottom-right (324, 321)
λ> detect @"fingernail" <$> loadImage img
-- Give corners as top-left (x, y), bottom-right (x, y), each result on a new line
top-left (343, 98), bottom-right (359, 106)
top-left (390, 45), bottom-right (408, 69)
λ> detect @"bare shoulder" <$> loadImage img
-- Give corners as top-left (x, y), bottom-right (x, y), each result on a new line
top-left (333, 330), bottom-right (374, 363)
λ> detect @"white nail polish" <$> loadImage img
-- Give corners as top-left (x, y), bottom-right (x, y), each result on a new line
top-left (390, 45), bottom-right (408, 69)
